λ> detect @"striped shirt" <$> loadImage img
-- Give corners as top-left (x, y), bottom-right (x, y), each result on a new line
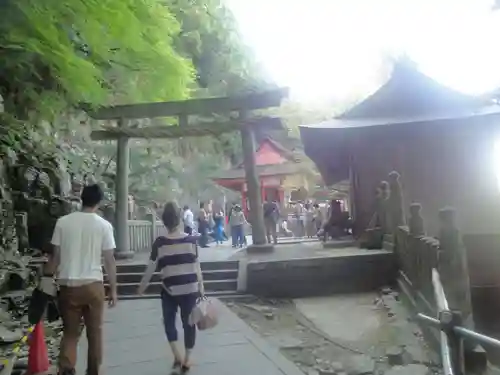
top-left (150, 234), bottom-right (199, 296)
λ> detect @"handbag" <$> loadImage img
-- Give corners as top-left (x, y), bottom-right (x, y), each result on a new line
top-left (28, 276), bottom-right (59, 325)
top-left (188, 296), bottom-right (218, 330)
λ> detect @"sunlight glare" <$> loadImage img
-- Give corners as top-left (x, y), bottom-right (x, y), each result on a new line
top-left (226, 0), bottom-right (500, 104)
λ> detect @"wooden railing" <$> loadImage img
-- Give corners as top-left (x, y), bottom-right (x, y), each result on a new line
top-left (371, 170), bottom-right (497, 373)
top-left (396, 223), bottom-right (439, 311)
top-left (127, 217), bottom-right (166, 253)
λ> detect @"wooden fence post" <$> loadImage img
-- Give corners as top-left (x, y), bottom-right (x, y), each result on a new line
top-left (379, 181), bottom-right (390, 235)
top-left (408, 203), bottom-right (425, 288)
top-left (147, 212), bottom-right (156, 248)
top-left (438, 207), bottom-right (489, 372)
top-left (437, 207), bottom-right (474, 329)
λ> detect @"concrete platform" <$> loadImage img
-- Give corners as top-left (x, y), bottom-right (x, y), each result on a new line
top-left (76, 299), bottom-right (304, 375)
top-left (238, 242), bottom-right (397, 298)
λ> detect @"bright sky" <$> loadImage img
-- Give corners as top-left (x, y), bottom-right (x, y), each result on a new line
top-left (226, 0), bottom-right (500, 104)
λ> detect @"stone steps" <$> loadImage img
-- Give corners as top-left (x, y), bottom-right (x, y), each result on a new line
top-left (112, 279), bottom-right (238, 295)
top-left (116, 269), bottom-right (238, 283)
top-left (107, 259), bottom-right (241, 298)
top-left (117, 290), bottom-right (250, 301)
top-left (115, 260), bottom-right (239, 273)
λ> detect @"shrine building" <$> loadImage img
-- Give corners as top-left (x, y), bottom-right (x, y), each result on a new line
top-left (212, 136), bottom-right (309, 215)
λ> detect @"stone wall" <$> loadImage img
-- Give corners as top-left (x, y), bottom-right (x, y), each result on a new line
top-left (246, 251), bottom-right (397, 298)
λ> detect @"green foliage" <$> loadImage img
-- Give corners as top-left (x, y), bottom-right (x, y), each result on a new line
top-left (0, 0), bottom-right (194, 119)
top-left (0, 0), bottom-right (274, 208)
top-left (167, 0), bottom-right (272, 96)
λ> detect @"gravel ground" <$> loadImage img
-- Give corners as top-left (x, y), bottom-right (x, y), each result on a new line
top-left (225, 288), bottom-right (441, 375)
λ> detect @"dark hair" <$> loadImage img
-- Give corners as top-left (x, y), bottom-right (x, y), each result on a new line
top-left (200, 202), bottom-right (205, 209)
top-left (81, 184), bottom-right (104, 208)
top-left (183, 205), bottom-right (189, 210)
top-left (162, 202), bottom-right (181, 231)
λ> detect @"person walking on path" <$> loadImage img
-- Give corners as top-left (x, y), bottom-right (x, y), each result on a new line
top-left (183, 205), bottom-right (194, 235)
top-left (312, 203), bottom-right (324, 234)
top-left (263, 199), bottom-right (279, 244)
top-left (43, 184), bottom-right (118, 375)
top-left (294, 202), bottom-right (305, 237)
top-left (229, 205), bottom-right (247, 248)
top-left (305, 203), bottom-right (316, 238)
top-left (137, 202), bottom-right (205, 372)
top-left (212, 210), bottom-right (225, 244)
top-left (197, 202), bottom-right (210, 248)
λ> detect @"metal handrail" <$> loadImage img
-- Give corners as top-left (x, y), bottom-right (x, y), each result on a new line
top-left (431, 268), bottom-right (455, 375)
top-left (417, 268), bottom-right (500, 375)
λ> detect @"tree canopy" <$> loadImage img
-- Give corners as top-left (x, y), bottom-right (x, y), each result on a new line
top-left (0, 0), bottom-right (194, 119)
top-left (32, 0), bottom-right (275, 205)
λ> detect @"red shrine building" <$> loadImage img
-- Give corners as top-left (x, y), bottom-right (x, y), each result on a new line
top-left (212, 137), bottom-right (308, 215)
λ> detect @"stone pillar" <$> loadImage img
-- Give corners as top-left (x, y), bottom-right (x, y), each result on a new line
top-left (115, 119), bottom-right (133, 259)
top-left (239, 111), bottom-right (269, 250)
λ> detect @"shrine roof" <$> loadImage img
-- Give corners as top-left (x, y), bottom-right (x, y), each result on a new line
top-left (339, 57), bottom-right (485, 120)
top-left (300, 57), bottom-right (498, 134)
top-left (300, 105), bottom-right (500, 130)
top-left (211, 162), bottom-right (305, 181)
top-left (298, 57), bottom-right (500, 185)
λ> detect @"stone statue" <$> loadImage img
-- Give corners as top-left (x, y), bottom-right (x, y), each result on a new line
top-left (361, 182), bottom-right (389, 249)
top-left (408, 203), bottom-right (425, 237)
top-left (367, 187), bottom-right (383, 229)
top-left (378, 181), bottom-right (391, 235)
top-left (388, 171), bottom-right (406, 231)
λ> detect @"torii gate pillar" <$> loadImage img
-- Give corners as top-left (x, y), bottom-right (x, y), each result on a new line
top-left (240, 111), bottom-right (273, 252)
top-left (115, 119), bottom-right (133, 259)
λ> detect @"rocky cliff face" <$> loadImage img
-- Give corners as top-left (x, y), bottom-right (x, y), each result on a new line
top-left (0, 155), bottom-right (76, 258)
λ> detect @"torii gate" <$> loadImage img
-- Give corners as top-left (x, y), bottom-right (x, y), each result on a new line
top-left (88, 88), bottom-right (288, 258)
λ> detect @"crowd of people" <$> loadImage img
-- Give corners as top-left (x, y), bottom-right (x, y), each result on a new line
top-left (182, 202), bottom-right (247, 248)
top-left (181, 198), bottom-right (352, 248)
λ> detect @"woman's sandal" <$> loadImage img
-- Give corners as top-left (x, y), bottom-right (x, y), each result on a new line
top-left (180, 363), bottom-right (191, 373)
top-left (172, 359), bottom-right (182, 369)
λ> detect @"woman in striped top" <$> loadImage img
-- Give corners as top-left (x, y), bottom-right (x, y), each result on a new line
top-left (137, 202), bottom-right (205, 373)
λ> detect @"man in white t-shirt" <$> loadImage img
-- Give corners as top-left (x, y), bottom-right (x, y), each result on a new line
top-left (43, 184), bottom-right (117, 375)
top-left (183, 205), bottom-right (194, 235)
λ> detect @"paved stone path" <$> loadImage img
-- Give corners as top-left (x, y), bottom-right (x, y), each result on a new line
top-left (76, 299), bottom-right (304, 375)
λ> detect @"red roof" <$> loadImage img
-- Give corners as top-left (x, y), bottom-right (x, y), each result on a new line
top-left (236, 137), bottom-right (295, 168)
top-left (212, 137), bottom-right (302, 189)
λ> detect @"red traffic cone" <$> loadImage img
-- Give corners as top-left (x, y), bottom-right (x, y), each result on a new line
top-left (27, 322), bottom-right (50, 374)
